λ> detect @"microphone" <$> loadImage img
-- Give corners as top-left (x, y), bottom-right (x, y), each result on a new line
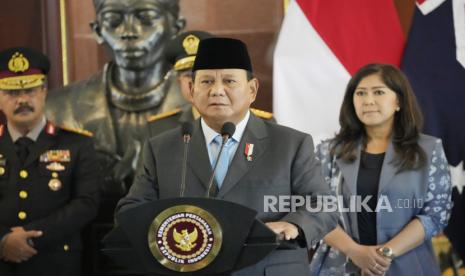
top-left (180, 122), bottom-right (193, 197)
top-left (205, 122), bottom-right (236, 197)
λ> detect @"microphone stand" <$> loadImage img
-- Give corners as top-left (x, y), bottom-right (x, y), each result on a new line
top-left (205, 135), bottom-right (229, 197)
top-left (179, 133), bottom-right (191, 197)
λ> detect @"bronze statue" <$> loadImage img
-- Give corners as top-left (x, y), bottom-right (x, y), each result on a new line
top-left (46, 1), bottom-right (188, 275)
top-left (46, 0), bottom-right (187, 196)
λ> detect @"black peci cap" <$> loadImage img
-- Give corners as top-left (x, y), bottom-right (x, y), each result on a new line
top-left (192, 37), bottom-right (253, 72)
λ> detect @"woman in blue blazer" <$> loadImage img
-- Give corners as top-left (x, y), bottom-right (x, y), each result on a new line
top-left (310, 64), bottom-right (452, 276)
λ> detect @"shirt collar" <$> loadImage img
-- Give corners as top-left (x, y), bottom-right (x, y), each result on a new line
top-left (201, 110), bottom-right (250, 145)
top-left (8, 116), bottom-right (46, 142)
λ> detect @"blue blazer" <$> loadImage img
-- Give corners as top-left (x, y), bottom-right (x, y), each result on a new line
top-left (310, 134), bottom-right (452, 276)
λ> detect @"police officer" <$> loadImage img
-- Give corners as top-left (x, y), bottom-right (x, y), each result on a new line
top-left (0, 47), bottom-right (100, 276)
top-left (147, 31), bottom-right (273, 136)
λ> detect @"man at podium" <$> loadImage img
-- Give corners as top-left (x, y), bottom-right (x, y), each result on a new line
top-left (116, 37), bottom-right (338, 275)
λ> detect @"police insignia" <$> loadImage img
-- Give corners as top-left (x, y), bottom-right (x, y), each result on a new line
top-left (48, 178), bottom-right (62, 191)
top-left (40, 150), bottom-right (70, 163)
top-left (46, 162), bottom-right (65, 171)
top-left (8, 52), bottom-right (29, 73)
top-left (183, 34), bottom-right (201, 55)
top-left (148, 205), bottom-right (222, 272)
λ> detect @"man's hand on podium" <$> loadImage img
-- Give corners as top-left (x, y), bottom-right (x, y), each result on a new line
top-left (265, 221), bottom-right (299, 240)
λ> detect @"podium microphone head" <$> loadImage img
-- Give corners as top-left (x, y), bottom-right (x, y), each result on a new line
top-left (221, 122), bottom-right (236, 139)
top-left (181, 122), bottom-right (194, 137)
top-left (181, 122), bottom-right (193, 143)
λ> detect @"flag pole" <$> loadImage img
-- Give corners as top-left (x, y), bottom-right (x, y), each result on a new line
top-left (284, 0), bottom-right (290, 13)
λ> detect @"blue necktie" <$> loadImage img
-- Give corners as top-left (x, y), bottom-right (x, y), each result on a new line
top-left (211, 135), bottom-right (235, 188)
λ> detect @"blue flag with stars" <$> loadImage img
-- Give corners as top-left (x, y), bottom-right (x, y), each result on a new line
top-left (401, 0), bottom-right (465, 262)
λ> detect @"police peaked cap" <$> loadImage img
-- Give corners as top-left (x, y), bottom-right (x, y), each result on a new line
top-left (0, 47), bottom-right (50, 90)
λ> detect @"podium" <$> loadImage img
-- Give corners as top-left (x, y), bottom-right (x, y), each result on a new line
top-left (102, 197), bottom-right (280, 275)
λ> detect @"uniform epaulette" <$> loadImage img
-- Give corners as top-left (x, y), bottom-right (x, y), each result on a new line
top-left (59, 125), bottom-right (93, 137)
top-left (250, 108), bottom-right (273, 119)
top-left (148, 108), bottom-right (182, 122)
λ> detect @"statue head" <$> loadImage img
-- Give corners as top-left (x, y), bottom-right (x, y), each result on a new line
top-left (91, 0), bottom-right (185, 71)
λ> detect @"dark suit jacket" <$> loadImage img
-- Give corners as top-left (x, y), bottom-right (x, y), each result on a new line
top-left (0, 123), bottom-right (100, 276)
top-left (147, 105), bottom-right (195, 138)
top-left (116, 114), bottom-right (338, 275)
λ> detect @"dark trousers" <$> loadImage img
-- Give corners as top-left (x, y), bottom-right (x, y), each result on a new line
top-left (0, 251), bottom-right (80, 276)
top-left (232, 248), bottom-right (311, 276)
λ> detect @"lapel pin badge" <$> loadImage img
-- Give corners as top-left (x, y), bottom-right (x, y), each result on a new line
top-left (244, 143), bottom-right (254, 161)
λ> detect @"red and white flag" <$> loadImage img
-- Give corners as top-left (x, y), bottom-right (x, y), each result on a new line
top-left (273, 0), bottom-right (405, 142)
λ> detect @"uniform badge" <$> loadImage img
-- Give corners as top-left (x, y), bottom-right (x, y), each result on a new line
top-left (45, 123), bottom-right (56, 136)
top-left (40, 150), bottom-right (70, 163)
top-left (48, 178), bottom-right (62, 191)
top-left (46, 162), bottom-right (65, 171)
top-left (0, 154), bottom-right (6, 175)
top-left (244, 143), bottom-right (254, 161)
top-left (8, 52), bottom-right (29, 73)
top-left (183, 34), bottom-right (200, 55)
top-left (0, 156), bottom-right (6, 166)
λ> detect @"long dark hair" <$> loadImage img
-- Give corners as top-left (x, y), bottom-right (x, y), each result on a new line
top-left (331, 63), bottom-right (426, 171)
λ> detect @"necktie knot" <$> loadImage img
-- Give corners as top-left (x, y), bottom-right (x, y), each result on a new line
top-left (212, 135), bottom-right (222, 145)
top-left (15, 137), bottom-right (34, 164)
top-left (212, 135), bottom-right (235, 147)
top-left (16, 137), bottom-right (33, 147)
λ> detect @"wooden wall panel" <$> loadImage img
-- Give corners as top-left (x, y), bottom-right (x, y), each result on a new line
top-left (0, 0), bottom-right (62, 89)
top-left (179, 0), bottom-right (284, 111)
top-left (67, 0), bottom-right (107, 82)
top-left (63, 0), bottom-right (416, 112)
top-left (42, 0), bottom-right (63, 90)
top-left (394, 0), bottom-right (416, 37)
top-left (0, 1), bottom-right (44, 50)
top-left (64, 0), bottom-right (283, 111)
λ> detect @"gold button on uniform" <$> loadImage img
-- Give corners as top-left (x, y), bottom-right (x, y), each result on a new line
top-left (18, 211), bottom-right (27, 220)
top-left (63, 244), bottom-right (70, 251)
top-left (19, 190), bottom-right (28, 199)
top-left (19, 170), bottom-right (28, 178)
top-left (0, 167), bottom-right (5, 176)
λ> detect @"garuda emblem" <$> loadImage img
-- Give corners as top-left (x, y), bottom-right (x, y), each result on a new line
top-left (148, 205), bottom-right (223, 272)
top-left (173, 228), bottom-right (198, 251)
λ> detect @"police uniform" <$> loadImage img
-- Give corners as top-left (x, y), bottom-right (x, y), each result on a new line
top-left (0, 47), bottom-right (100, 276)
